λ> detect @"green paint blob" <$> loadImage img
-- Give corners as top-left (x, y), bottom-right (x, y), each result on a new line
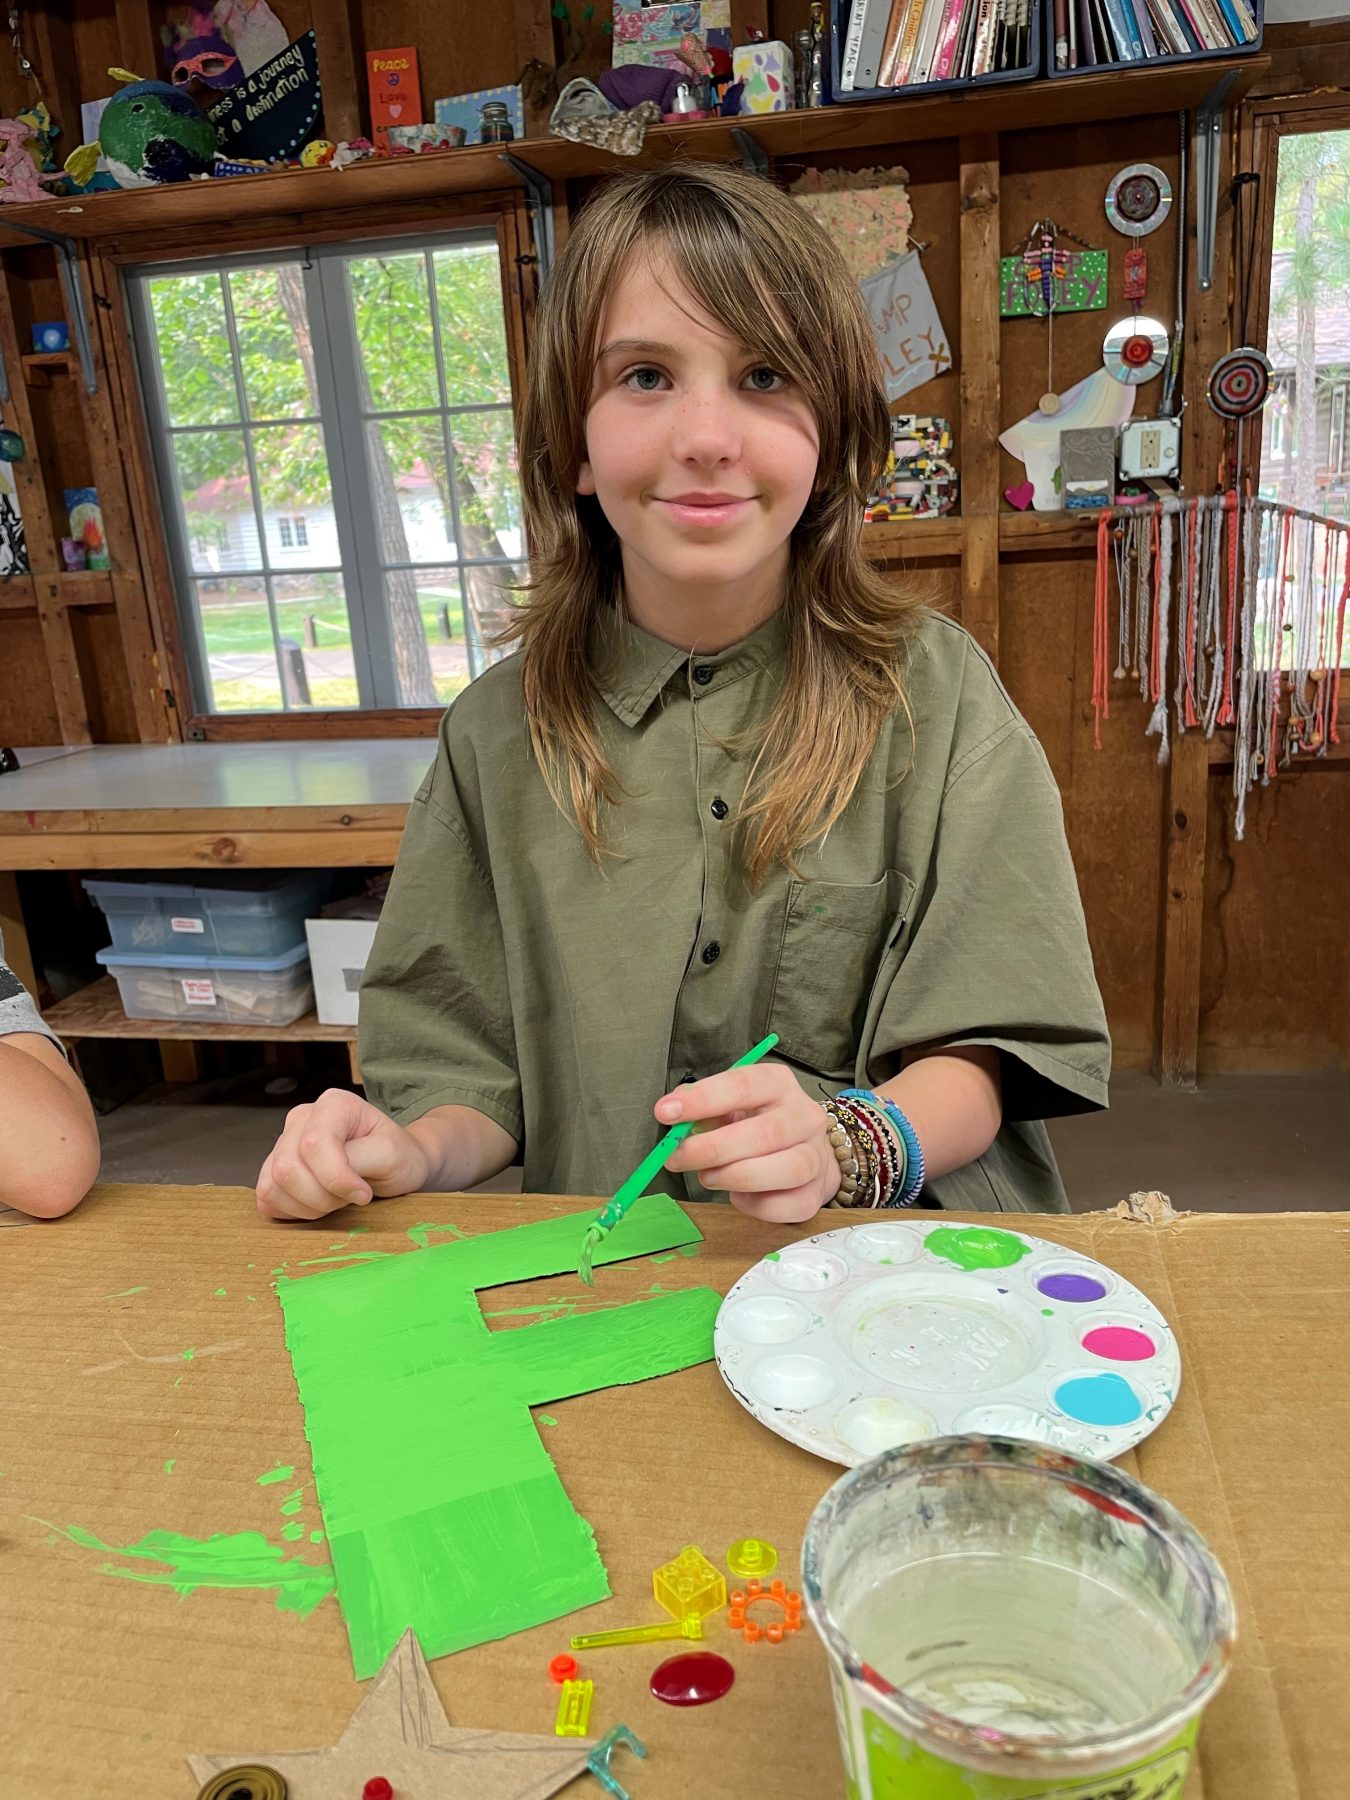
top-left (309, 1529), bottom-right (324, 1544)
top-left (279, 1489), bottom-right (303, 1516)
top-left (677, 1244), bottom-right (700, 1258)
top-left (765, 1251), bottom-right (781, 1262)
top-left (214, 1288), bottom-right (227, 1298)
top-left (163, 1460), bottom-right (176, 1475)
top-left (278, 1194), bottom-right (713, 1676)
top-left (104, 1286), bottom-right (148, 1299)
top-left (181, 1348), bottom-right (196, 1362)
top-left (649, 1253), bottom-right (676, 1265)
top-left (1042, 1308), bottom-right (1055, 1316)
top-left (537, 1413), bottom-right (558, 1427)
top-left (173, 1376), bottom-right (183, 1388)
top-left (926, 1227), bottom-right (1032, 1272)
top-left (38, 1522), bottom-right (334, 1616)
top-left (281, 1520), bottom-right (305, 1541)
top-left (257, 1465), bottom-right (294, 1487)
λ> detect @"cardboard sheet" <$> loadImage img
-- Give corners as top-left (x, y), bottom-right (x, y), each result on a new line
top-left (2, 1187), bottom-right (1347, 1800)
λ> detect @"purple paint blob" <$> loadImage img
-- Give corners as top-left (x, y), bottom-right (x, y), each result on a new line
top-left (1037, 1271), bottom-right (1108, 1303)
top-left (650, 1650), bottom-right (736, 1706)
top-left (1083, 1324), bottom-right (1156, 1362)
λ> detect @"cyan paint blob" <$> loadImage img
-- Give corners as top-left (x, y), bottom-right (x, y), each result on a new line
top-left (1054, 1372), bottom-right (1143, 1427)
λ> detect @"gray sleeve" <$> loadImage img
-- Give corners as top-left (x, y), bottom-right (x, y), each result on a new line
top-left (0, 938), bottom-right (65, 1054)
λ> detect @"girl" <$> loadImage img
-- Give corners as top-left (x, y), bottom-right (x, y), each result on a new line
top-left (256, 162), bottom-right (1108, 1225)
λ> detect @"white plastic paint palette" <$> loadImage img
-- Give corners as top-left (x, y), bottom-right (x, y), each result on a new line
top-left (714, 1221), bottom-right (1180, 1466)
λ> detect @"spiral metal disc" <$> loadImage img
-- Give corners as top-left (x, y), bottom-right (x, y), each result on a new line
top-left (1105, 163), bottom-right (1173, 238)
top-left (1103, 314), bottom-right (1168, 385)
top-left (1206, 346), bottom-right (1272, 419)
top-left (196, 1767), bottom-right (288, 1800)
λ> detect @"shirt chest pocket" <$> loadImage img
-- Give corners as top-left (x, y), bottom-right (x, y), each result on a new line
top-left (766, 869), bottom-right (916, 1080)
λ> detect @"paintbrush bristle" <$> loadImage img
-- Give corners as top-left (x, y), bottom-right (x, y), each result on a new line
top-left (577, 1222), bottom-right (605, 1287)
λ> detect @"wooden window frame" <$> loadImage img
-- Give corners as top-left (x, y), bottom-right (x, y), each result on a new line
top-left (95, 189), bottom-right (536, 742)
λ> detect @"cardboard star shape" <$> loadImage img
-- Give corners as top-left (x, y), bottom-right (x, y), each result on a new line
top-left (188, 1629), bottom-right (593, 1799)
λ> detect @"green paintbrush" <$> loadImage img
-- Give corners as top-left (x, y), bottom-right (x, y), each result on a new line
top-left (576, 1032), bottom-right (780, 1285)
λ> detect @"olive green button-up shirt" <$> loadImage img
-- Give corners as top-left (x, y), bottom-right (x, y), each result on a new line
top-left (359, 606), bottom-right (1110, 1214)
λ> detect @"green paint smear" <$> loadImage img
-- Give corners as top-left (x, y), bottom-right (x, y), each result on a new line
top-left (279, 1489), bottom-right (303, 1516)
top-left (257, 1464), bottom-right (294, 1487)
top-left (296, 1250), bottom-right (394, 1268)
top-left (278, 1194), bottom-right (712, 1676)
top-left (926, 1226), bottom-right (1032, 1271)
top-left (537, 1413), bottom-right (558, 1427)
top-left (163, 1460), bottom-right (175, 1475)
top-left (37, 1522), bottom-right (334, 1616)
top-left (181, 1348), bottom-right (196, 1362)
top-left (214, 1288), bottom-right (227, 1298)
top-left (765, 1251), bottom-right (781, 1262)
top-left (281, 1520), bottom-right (305, 1541)
top-left (309, 1529), bottom-right (324, 1544)
top-left (105, 1286), bottom-right (148, 1299)
top-left (406, 1219), bottom-right (472, 1248)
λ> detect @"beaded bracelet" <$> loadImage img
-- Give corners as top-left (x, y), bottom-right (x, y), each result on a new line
top-left (843, 1099), bottom-right (894, 1209)
top-left (837, 1088), bottom-right (926, 1208)
top-left (820, 1101), bottom-right (866, 1205)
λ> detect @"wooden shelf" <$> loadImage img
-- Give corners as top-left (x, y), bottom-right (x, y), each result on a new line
top-left (864, 515), bottom-right (963, 558)
top-left (46, 974), bottom-right (356, 1046)
top-left (0, 56), bottom-right (1266, 250)
top-left (21, 350), bottom-right (72, 387)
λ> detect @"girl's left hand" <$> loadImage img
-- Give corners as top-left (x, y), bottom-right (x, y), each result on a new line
top-left (657, 1062), bottom-right (841, 1223)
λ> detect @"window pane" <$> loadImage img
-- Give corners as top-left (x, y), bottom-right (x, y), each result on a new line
top-left (196, 576), bottom-right (282, 712)
top-left (463, 561), bottom-right (522, 678)
top-left (384, 564), bottom-right (503, 706)
top-left (450, 411), bottom-right (522, 557)
top-left (174, 431), bottom-right (255, 573)
top-left (149, 273), bottom-right (237, 427)
top-left (253, 424), bottom-right (337, 565)
top-left (434, 244), bottom-right (512, 406)
top-left (229, 265), bottom-right (316, 422)
top-left (274, 572), bottom-right (360, 710)
top-left (347, 251), bottom-right (439, 413)
top-left (366, 418), bottom-right (452, 562)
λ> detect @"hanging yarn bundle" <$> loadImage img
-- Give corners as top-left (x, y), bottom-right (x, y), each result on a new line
top-left (1092, 494), bottom-right (1350, 838)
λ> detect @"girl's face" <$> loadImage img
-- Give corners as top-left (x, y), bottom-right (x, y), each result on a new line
top-left (577, 246), bottom-right (821, 644)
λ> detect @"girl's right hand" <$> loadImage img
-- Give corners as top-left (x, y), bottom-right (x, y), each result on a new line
top-left (256, 1088), bottom-right (431, 1221)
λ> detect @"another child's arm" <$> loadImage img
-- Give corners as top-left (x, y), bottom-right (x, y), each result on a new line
top-left (661, 1045), bottom-right (1001, 1222)
top-left (0, 1032), bottom-right (101, 1219)
top-left (256, 1088), bottom-right (517, 1221)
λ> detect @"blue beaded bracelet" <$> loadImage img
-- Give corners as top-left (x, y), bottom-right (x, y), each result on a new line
top-left (837, 1089), bottom-right (926, 1208)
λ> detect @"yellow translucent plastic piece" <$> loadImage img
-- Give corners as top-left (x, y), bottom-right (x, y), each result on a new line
top-left (727, 1536), bottom-right (779, 1579)
top-left (555, 1677), bottom-right (594, 1737)
top-left (571, 1614), bottom-right (703, 1650)
top-left (652, 1544), bottom-right (727, 1621)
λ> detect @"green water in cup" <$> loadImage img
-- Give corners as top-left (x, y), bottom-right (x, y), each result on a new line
top-left (803, 1436), bottom-right (1235, 1798)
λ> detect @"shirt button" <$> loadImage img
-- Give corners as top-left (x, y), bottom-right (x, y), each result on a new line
top-left (710, 797), bottom-right (729, 820)
top-left (701, 941), bottom-right (721, 965)
top-left (693, 665), bottom-right (714, 686)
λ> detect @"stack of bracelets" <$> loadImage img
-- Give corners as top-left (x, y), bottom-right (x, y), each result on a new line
top-left (820, 1087), bottom-right (926, 1209)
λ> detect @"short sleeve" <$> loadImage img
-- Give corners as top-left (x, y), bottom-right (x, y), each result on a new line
top-left (0, 942), bottom-right (65, 1055)
top-left (357, 734), bottom-right (523, 1143)
top-left (867, 719), bottom-right (1110, 1122)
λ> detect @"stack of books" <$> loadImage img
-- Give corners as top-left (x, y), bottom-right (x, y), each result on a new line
top-left (1052, 0), bottom-right (1259, 69)
top-left (838, 0), bottom-right (1036, 95)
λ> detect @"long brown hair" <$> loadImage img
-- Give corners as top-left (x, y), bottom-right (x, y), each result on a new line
top-left (504, 161), bottom-right (922, 887)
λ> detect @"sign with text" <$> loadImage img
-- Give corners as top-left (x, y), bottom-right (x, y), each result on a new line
top-left (207, 30), bottom-right (321, 162)
top-left (859, 252), bottom-right (952, 403)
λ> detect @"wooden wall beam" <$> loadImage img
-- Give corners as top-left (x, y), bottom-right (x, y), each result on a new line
top-left (26, 6), bottom-right (82, 168)
top-left (114, 0), bottom-right (159, 81)
top-left (34, 578), bottom-right (92, 744)
top-left (310, 0), bottom-right (365, 144)
top-left (958, 135), bottom-right (1001, 665)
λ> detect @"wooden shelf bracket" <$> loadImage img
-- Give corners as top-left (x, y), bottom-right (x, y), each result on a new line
top-left (730, 127), bottom-right (768, 175)
top-left (500, 151), bottom-right (556, 278)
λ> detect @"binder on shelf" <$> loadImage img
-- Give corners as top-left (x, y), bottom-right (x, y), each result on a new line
top-left (831, 0), bottom-right (1040, 102)
top-left (1045, 0), bottom-right (1261, 72)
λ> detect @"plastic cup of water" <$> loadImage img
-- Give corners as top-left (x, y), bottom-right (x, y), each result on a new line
top-left (802, 1434), bottom-right (1235, 1799)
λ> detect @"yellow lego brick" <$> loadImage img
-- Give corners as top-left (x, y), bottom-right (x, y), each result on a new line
top-left (555, 1677), bottom-right (594, 1737)
top-left (652, 1544), bottom-right (727, 1621)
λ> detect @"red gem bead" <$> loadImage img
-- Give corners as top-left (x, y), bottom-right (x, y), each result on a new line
top-left (649, 1651), bottom-right (736, 1706)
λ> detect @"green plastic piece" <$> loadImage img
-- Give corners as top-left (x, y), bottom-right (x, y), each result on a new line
top-left (278, 1195), bottom-right (717, 1677)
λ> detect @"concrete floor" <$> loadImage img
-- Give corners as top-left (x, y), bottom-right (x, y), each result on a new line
top-left (90, 1063), bottom-right (1350, 1213)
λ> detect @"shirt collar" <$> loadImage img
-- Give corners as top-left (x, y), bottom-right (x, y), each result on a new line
top-left (590, 604), bottom-right (788, 728)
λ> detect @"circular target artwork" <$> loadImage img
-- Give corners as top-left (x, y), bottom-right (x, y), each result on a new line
top-left (1206, 346), bottom-right (1272, 419)
top-left (1103, 314), bottom-right (1168, 385)
top-left (714, 1221), bottom-right (1181, 1468)
top-left (1105, 163), bottom-right (1173, 238)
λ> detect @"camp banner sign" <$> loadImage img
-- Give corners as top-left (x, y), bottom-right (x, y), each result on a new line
top-left (207, 30), bottom-right (322, 162)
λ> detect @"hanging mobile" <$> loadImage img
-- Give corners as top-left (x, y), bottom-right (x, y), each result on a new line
top-left (1013, 218), bottom-right (1094, 417)
top-left (1105, 164), bottom-right (1173, 239)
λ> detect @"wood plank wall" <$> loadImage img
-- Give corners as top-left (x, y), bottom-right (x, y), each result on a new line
top-left (0, 7), bottom-right (1345, 1080)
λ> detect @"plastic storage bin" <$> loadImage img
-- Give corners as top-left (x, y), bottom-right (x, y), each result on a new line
top-left (1043, 0), bottom-right (1263, 76)
top-left (832, 0), bottom-right (1040, 105)
top-left (95, 942), bottom-right (315, 1027)
top-left (83, 871), bottom-right (330, 959)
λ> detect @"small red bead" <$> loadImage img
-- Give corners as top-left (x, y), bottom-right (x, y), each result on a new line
top-left (363, 1780), bottom-right (394, 1800)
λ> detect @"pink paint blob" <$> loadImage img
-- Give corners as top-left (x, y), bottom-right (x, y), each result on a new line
top-left (650, 1651), bottom-right (736, 1706)
top-left (1083, 1324), bottom-right (1157, 1362)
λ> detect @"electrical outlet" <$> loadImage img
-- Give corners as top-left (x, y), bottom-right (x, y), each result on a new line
top-left (1120, 418), bottom-right (1181, 481)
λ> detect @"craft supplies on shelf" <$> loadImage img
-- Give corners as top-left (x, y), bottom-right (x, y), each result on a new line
top-left (832, 0), bottom-right (1041, 105)
top-left (94, 941), bottom-right (316, 1028)
top-left (1047, 0), bottom-right (1263, 75)
top-left (84, 870), bottom-right (329, 959)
